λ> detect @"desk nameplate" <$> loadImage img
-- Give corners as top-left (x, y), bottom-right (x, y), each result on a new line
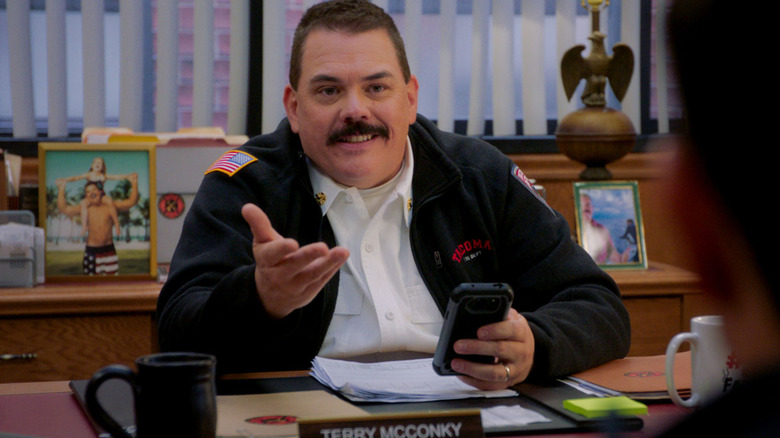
top-left (298, 410), bottom-right (484, 438)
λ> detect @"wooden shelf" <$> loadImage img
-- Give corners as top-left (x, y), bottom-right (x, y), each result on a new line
top-left (0, 281), bottom-right (160, 317)
top-left (608, 261), bottom-right (701, 298)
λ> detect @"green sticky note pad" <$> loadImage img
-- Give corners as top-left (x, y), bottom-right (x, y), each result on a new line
top-left (563, 396), bottom-right (648, 419)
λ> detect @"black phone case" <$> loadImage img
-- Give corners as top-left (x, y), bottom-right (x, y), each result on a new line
top-left (432, 283), bottom-right (513, 375)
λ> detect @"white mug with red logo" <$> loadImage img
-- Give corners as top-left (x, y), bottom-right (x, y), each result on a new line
top-left (665, 315), bottom-right (742, 408)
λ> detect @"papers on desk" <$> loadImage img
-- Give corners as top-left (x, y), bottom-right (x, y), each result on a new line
top-left (559, 352), bottom-right (693, 401)
top-left (480, 404), bottom-right (552, 428)
top-left (310, 356), bottom-right (517, 403)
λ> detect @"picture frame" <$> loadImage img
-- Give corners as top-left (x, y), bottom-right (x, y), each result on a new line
top-left (573, 181), bottom-right (647, 269)
top-left (38, 142), bottom-right (157, 281)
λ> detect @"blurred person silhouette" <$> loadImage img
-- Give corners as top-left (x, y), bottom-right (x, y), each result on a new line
top-left (657, 0), bottom-right (780, 436)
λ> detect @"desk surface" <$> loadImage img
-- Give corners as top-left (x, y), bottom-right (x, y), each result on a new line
top-left (0, 377), bottom-right (690, 438)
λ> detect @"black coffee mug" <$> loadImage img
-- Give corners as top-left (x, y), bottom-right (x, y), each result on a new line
top-left (85, 352), bottom-right (217, 438)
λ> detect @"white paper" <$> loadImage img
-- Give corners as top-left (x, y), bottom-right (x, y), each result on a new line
top-left (310, 357), bottom-right (517, 403)
top-left (480, 405), bottom-right (551, 427)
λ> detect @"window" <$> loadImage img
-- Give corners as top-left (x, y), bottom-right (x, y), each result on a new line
top-left (0, 0), bottom-right (679, 141)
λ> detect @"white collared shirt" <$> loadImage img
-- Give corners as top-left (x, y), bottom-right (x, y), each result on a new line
top-left (308, 138), bottom-right (443, 359)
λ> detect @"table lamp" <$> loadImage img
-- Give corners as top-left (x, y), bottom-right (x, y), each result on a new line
top-left (556, 0), bottom-right (636, 180)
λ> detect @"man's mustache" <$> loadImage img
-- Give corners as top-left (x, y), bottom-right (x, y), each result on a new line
top-left (327, 121), bottom-right (389, 145)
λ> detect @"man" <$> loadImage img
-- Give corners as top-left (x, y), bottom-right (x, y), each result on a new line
top-left (656, 0), bottom-right (780, 435)
top-left (157, 0), bottom-right (630, 389)
top-left (579, 193), bottom-right (630, 264)
top-left (56, 173), bottom-right (138, 275)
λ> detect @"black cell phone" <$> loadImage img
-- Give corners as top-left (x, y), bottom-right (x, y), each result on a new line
top-left (432, 282), bottom-right (514, 376)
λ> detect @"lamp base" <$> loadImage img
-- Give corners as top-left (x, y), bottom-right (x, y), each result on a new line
top-left (579, 166), bottom-right (616, 181)
top-left (556, 107), bottom-right (636, 180)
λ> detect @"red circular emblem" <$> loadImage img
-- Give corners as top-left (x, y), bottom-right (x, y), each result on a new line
top-left (158, 193), bottom-right (186, 219)
top-left (246, 415), bottom-right (297, 425)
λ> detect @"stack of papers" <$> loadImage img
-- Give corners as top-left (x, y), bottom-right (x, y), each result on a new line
top-left (310, 356), bottom-right (517, 403)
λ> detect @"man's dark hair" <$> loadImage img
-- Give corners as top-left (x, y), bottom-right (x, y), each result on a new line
top-left (668, 1), bottom-right (776, 304)
top-left (83, 181), bottom-right (103, 200)
top-left (288, 0), bottom-right (411, 90)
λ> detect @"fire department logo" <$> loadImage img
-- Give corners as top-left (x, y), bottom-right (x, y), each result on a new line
top-left (451, 238), bottom-right (493, 263)
top-left (246, 415), bottom-right (297, 425)
top-left (158, 193), bottom-right (185, 219)
top-left (511, 164), bottom-right (534, 189)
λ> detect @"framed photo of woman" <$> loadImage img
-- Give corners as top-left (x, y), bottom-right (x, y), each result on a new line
top-left (573, 181), bottom-right (647, 269)
top-left (38, 142), bottom-right (157, 281)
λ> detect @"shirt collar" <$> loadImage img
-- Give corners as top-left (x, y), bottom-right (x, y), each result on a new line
top-left (307, 137), bottom-right (414, 226)
top-left (397, 137), bottom-right (414, 226)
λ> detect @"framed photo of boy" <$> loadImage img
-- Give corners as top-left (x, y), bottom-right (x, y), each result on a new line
top-left (573, 181), bottom-right (647, 269)
top-left (38, 142), bottom-right (157, 281)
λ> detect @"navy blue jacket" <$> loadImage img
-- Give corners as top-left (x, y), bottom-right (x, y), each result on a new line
top-left (157, 115), bottom-right (630, 377)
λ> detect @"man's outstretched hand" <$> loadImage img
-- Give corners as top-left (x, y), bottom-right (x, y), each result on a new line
top-left (241, 203), bottom-right (349, 319)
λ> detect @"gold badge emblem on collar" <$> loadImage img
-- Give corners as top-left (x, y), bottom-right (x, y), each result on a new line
top-left (407, 198), bottom-right (412, 211)
top-left (315, 192), bottom-right (327, 206)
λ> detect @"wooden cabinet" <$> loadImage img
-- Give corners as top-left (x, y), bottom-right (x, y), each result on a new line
top-left (0, 282), bottom-right (159, 383)
top-left (608, 261), bottom-right (710, 357)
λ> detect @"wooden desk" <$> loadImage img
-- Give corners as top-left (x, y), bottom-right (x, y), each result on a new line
top-left (0, 262), bottom-right (702, 383)
top-left (0, 377), bottom-right (691, 438)
top-left (0, 281), bottom-right (160, 383)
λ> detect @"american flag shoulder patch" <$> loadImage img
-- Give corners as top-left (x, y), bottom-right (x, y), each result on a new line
top-left (205, 150), bottom-right (257, 176)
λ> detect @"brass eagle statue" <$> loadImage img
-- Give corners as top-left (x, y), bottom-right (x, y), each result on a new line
top-left (560, 1), bottom-right (634, 107)
top-left (555, 0), bottom-right (637, 181)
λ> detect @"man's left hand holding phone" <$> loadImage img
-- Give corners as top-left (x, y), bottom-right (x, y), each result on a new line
top-left (434, 283), bottom-right (536, 390)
